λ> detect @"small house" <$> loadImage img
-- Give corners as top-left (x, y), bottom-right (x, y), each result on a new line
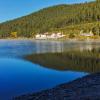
top-left (35, 34), bottom-right (47, 39)
top-left (80, 31), bottom-right (94, 37)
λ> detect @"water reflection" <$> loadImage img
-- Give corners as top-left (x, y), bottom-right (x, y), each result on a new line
top-left (0, 40), bottom-right (100, 99)
top-left (79, 45), bottom-right (93, 51)
top-left (0, 40), bottom-right (36, 57)
top-left (0, 40), bottom-right (100, 58)
top-left (0, 58), bottom-right (87, 100)
top-left (26, 47), bottom-right (100, 73)
top-left (33, 40), bottom-right (100, 53)
top-left (35, 40), bottom-right (64, 53)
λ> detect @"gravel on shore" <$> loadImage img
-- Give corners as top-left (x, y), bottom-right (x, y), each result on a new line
top-left (14, 73), bottom-right (100, 100)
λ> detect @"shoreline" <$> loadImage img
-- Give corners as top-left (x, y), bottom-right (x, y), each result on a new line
top-left (0, 38), bottom-right (100, 42)
top-left (14, 73), bottom-right (100, 100)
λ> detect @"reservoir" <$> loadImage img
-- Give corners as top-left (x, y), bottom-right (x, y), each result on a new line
top-left (0, 40), bottom-right (100, 100)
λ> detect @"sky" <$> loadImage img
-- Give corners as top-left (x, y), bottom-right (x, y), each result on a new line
top-left (0, 0), bottom-right (95, 23)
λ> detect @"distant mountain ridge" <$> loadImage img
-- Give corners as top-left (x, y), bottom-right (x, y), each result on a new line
top-left (0, 0), bottom-right (100, 38)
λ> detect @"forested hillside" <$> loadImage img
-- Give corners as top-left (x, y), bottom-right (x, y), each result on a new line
top-left (0, 0), bottom-right (100, 38)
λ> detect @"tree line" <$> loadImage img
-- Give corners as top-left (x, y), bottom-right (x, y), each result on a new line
top-left (0, 0), bottom-right (100, 38)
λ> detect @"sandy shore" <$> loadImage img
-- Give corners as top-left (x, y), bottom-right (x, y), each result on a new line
top-left (14, 73), bottom-right (100, 100)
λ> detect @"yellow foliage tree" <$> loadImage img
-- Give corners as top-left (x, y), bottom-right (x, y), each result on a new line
top-left (11, 32), bottom-right (17, 38)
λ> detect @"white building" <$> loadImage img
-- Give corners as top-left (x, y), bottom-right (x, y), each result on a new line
top-left (35, 32), bottom-right (66, 39)
top-left (56, 33), bottom-right (66, 38)
top-left (35, 34), bottom-right (47, 39)
top-left (80, 31), bottom-right (94, 37)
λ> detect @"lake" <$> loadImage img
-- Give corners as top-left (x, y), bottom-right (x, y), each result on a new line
top-left (0, 39), bottom-right (100, 100)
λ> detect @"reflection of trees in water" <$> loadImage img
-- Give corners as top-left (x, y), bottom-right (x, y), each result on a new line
top-left (79, 44), bottom-right (100, 52)
top-left (26, 48), bottom-right (100, 73)
top-left (35, 41), bottom-right (64, 53)
top-left (34, 40), bottom-right (100, 54)
top-left (79, 45), bottom-right (93, 51)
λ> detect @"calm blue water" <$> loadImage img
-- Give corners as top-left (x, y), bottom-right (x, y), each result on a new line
top-left (0, 58), bottom-right (87, 100)
top-left (0, 40), bottom-right (94, 100)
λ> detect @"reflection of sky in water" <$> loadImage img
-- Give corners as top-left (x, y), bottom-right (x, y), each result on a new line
top-left (0, 58), bottom-right (88, 100)
top-left (0, 40), bottom-right (99, 100)
top-left (0, 40), bottom-right (36, 57)
top-left (0, 40), bottom-right (100, 58)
